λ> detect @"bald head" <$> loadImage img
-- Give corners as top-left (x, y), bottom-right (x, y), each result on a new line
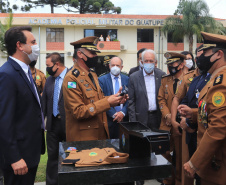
top-left (109, 57), bottom-right (123, 66)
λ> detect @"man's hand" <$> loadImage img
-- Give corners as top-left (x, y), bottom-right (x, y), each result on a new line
top-left (113, 111), bottom-right (124, 123)
top-left (165, 114), bottom-right (171, 126)
top-left (11, 159), bottom-right (28, 175)
top-left (180, 117), bottom-right (188, 131)
top-left (177, 105), bottom-right (193, 118)
top-left (171, 120), bottom-right (181, 136)
top-left (120, 94), bottom-right (129, 104)
top-left (107, 87), bottom-right (123, 107)
top-left (184, 161), bottom-right (195, 178)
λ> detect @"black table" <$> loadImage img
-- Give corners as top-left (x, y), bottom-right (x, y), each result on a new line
top-left (58, 139), bottom-right (171, 185)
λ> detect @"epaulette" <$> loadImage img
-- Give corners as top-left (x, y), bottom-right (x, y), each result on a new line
top-left (213, 74), bottom-right (223, 86)
top-left (72, 68), bottom-right (80, 78)
top-left (162, 74), bottom-right (171, 78)
top-left (98, 72), bottom-right (109, 77)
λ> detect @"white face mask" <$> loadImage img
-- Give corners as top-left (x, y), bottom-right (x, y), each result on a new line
top-left (23, 44), bottom-right (40, 62)
top-left (110, 66), bottom-right (121, 76)
top-left (185, 59), bottom-right (193, 69)
top-left (139, 60), bottom-right (143, 68)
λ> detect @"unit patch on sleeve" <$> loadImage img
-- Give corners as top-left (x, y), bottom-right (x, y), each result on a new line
top-left (213, 74), bottom-right (223, 86)
top-left (212, 91), bottom-right (225, 107)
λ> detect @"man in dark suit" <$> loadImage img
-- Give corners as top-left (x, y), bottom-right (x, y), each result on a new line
top-left (128, 48), bottom-right (146, 76)
top-left (128, 49), bottom-right (165, 129)
top-left (0, 26), bottom-right (45, 185)
top-left (42, 52), bottom-right (68, 185)
top-left (99, 57), bottom-right (129, 139)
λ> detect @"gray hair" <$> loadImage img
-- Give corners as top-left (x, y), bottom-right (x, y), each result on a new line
top-left (142, 49), bottom-right (158, 62)
top-left (109, 56), bottom-right (123, 66)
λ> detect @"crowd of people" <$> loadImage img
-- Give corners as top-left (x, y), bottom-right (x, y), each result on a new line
top-left (0, 26), bottom-right (226, 185)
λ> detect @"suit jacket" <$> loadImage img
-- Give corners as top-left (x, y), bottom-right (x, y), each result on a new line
top-left (190, 66), bottom-right (226, 184)
top-left (0, 58), bottom-right (44, 169)
top-left (128, 66), bottom-right (140, 77)
top-left (128, 68), bottom-right (165, 127)
top-left (98, 73), bottom-right (129, 127)
top-left (42, 68), bottom-right (69, 131)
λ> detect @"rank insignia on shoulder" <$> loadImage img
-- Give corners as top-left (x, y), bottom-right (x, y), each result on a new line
top-left (90, 68), bottom-right (95, 72)
top-left (212, 91), bottom-right (225, 107)
top-left (213, 74), bottom-right (223, 86)
top-left (68, 82), bottom-right (77, 89)
top-left (188, 77), bottom-right (193, 82)
top-left (72, 69), bottom-right (80, 78)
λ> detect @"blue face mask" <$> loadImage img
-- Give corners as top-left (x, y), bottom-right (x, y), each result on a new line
top-left (143, 63), bottom-right (155, 74)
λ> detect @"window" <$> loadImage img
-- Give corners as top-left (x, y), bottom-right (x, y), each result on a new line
top-left (137, 29), bottom-right (154, 42)
top-left (46, 28), bottom-right (64, 42)
top-left (167, 32), bottom-right (183, 43)
top-left (84, 29), bottom-right (117, 41)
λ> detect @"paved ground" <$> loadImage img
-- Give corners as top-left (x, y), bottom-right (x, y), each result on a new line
top-left (34, 180), bottom-right (161, 185)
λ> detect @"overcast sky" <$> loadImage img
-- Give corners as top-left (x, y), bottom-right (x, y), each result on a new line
top-left (11, 0), bottom-right (226, 19)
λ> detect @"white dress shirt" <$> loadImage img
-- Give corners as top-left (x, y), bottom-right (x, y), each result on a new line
top-left (143, 69), bottom-right (157, 111)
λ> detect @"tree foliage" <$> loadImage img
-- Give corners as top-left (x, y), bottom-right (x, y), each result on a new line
top-left (162, 0), bottom-right (226, 52)
top-left (0, 13), bottom-right (13, 54)
top-left (0, 0), bottom-right (18, 13)
top-left (19, 0), bottom-right (121, 14)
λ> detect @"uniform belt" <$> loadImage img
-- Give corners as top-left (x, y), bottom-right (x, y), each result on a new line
top-left (148, 110), bottom-right (157, 114)
top-left (53, 114), bottom-right (61, 119)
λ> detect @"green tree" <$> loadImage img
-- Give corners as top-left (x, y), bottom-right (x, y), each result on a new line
top-left (0, 0), bottom-right (18, 13)
top-left (20, 0), bottom-right (121, 14)
top-left (63, 0), bottom-right (121, 14)
top-left (162, 0), bottom-right (226, 52)
top-left (0, 12), bottom-right (13, 54)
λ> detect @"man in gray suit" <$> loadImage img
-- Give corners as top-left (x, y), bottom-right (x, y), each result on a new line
top-left (128, 49), bottom-right (165, 130)
top-left (42, 52), bottom-right (68, 185)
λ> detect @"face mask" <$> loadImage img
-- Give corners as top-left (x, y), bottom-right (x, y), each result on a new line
top-left (29, 60), bottom-right (37, 67)
top-left (168, 64), bottom-right (181, 76)
top-left (196, 51), bottom-right (219, 73)
top-left (81, 52), bottom-right (98, 68)
top-left (143, 63), bottom-right (155, 74)
top-left (139, 60), bottom-right (143, 68)
top-left (110, 66), bottom-right (121, 76)
top-left (23, 44), bottom-right (40, 62)
top-left (46, 63), bottom-right (58, 76)
top-left (185, 59), bottom-right (193, 69)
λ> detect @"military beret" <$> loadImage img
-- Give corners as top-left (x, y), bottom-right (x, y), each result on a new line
top-left (164, 52), bottom-right (186, 65)
top-left (198, 31), bottom-right (226, 51)
top-left (70, 36), bottom-right (101, 53)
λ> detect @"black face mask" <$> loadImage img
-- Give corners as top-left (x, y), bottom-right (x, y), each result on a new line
top-left (196, 51), bottom-right (219, 73)
top-left (81, 52), bottom-right (98, 69)
top-left (29, 60), bottom-right (37, 67)
top-left (168, 64), bottom-right (181, 76)
top-left (46, 63), bottom-right (58, 76)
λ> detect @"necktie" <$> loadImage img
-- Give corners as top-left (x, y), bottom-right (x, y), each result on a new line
top-left (114, 76), bottom-right (121, 112)
top-left (88, 73), bottom-right (97, 89)
top-left (28, 68), bottom-right (45, 129)
top-left (173, 78), bottom-right (179, 94)
top-left (53, 76), bottom-right (60, 117)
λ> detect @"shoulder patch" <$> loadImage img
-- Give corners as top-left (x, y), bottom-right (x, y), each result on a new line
top-left (213, 74), bottom-right (223, 86)
top-left (72, 69), bottom-right (80, 78)
top-left (212, 91), bottom-right (225, 107)
top-left (162, 74), bottom-right (171, 78)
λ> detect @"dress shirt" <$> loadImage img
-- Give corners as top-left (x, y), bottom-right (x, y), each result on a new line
top-left (110, 72), bottom-right (124, 114)
top-left (10, 56), bottom-right (41, 105)
top-left (143, 69), bottom-right (157, 111)
top-left (55, 67), bottom-right (67, 100)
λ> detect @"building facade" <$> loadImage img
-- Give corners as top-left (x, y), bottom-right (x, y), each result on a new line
top-left (0, 13), bottom-right (225, 74)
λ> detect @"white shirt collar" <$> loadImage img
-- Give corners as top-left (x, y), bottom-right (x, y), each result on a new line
top-left (9, 56), bottom-right (29, 74)
top-left (143, 68), bottom-right (155, 77)
top-left (110, 72), bottom-right (121, 80)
